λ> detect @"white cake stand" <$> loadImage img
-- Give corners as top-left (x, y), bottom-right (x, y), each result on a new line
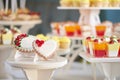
top-left (0, 20), bottom-right (42, 33)
top-left (79, 52), bottom-right (120, 80)
top-left (0, 45), bottom-right (13, 79)
top-left (57, 7), bottom-right (120, 36)
top-left (7, 56), bottom-right (67, 80)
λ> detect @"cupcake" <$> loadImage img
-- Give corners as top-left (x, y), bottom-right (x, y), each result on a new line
top-left (60, 0), bottom-right (73, 7)
top-left (94, 0), bottom-right (109, 7)
top-left (90, 0), bottom-right (95, 7)
top-left (110, 0), bottom-right (120, 7)
top-left (59, 36), bottom-right (71, 49)
top-left (102, 0), bottom-right (110, 7)
top-left (80, 0), bottom-right (90, 7)
top-left (29, 12), bottom-right (40, 20)
top-left (72, 0), bottom-right (81, 7)
top-left (2, 28), bottom-right (13, 45)
top-left (33, 39), bottom-right (58, 60)
top-left (107, 40), bottom-right (119, 57)
top-left (36, 34), bottom-right (49, 41)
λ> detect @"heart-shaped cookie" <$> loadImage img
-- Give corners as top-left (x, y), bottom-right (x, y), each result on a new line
top-left (33, 39), bottom-right (58, 60)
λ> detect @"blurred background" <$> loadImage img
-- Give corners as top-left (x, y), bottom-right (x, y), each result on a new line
top-left (25, 0), bottom-right (120, 35)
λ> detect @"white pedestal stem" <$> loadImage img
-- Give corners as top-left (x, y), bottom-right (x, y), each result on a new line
top-left (24, 69), bottom-right (54, 80)
top-left (78, 9), bottom-right (101, 36)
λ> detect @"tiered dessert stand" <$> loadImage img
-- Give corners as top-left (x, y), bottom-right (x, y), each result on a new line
top-left (79, 52), bottom-right (120, 80)
top-left (0, 0), bottom-right (42, 79)
top-left (57, 6), bottom-right (120, 78)
top-left (7, 57), bottom-right (67, 80)
top-left (57, 7), bottom-right (120, 36)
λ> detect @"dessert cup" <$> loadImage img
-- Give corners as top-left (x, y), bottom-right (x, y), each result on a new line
top-left (95, 25), bottom-right (106, 37)
top-left (64, 25), bottom-right (75, 36)
top-left (74, 24), bottom-right (82, 36)
top-left (107, 43), bottom-right (119, 57)
top-left (93, 42), bottom-right (107, 57)
top-left (59, 37), bottom-right (71, 49)
top-left (2, 33), bottom-right (13, 45)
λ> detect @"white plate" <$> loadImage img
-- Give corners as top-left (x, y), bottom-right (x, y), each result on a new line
top-left (79, 52), bottom-right (120, 62)
top-left (0, 20), bottom-right (42, 25)
top-left (7, 56), bottom-right (67, 69)
top-left (57, 6), bottom-right (120, 10)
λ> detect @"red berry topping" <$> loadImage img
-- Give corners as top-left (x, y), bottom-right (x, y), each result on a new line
top-left (35, 39), bottom-right (44, 47)
top-left (117, 39), bottom-right (120, 43)
top-left (14, 33), bottom-right (28, 47)
top-left (94, 39), bottom-right (98, 42)
top-left (86, 37), bottom-right (91, 40)
top-left (101, 38), bottom-right (104, 41)
top-left (109, 40), bottom-right (114, 44)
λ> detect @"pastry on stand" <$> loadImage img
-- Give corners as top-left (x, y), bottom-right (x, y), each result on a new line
top-left (7, 33), bottom-right (67, 80)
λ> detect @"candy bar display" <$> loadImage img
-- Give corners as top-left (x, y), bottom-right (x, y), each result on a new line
top-left (83, 36), bottom-right (120, 57)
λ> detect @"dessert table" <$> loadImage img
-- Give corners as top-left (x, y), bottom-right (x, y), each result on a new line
top-left (79, 52), bottom-right (120, 80)
top-left (7, 56), bottom-right (67, 80)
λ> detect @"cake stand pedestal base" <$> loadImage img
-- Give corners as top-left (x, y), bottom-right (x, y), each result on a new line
top-left (24, 69), bottom-right (54, 80)
top-left (7, 56), bottom-right (67, 80)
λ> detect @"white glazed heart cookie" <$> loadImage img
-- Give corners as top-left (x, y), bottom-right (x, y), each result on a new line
top-left (33, 39), bottom-right (58, 60)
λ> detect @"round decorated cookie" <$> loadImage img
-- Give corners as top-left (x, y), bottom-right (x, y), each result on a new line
top-left (14, 33), bottom-right (36, 53)
top-left (33, 39), bottom-right (58, 60)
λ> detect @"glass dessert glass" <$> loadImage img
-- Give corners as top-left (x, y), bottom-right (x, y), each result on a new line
top-left (65, 25), bottom-right (75, 36)
top-left (51, 22), bottom-right (60, 35)
top-left (107, 43), bottom-right (119, 57)
top-left (74, 24), bottom-right (82, 36)
top-left (82, 37), bottom-right (92, 54)
top-left (93, 41), bottom-right (107, 57)
top-left (95, 25), bottom-right (106, 37)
